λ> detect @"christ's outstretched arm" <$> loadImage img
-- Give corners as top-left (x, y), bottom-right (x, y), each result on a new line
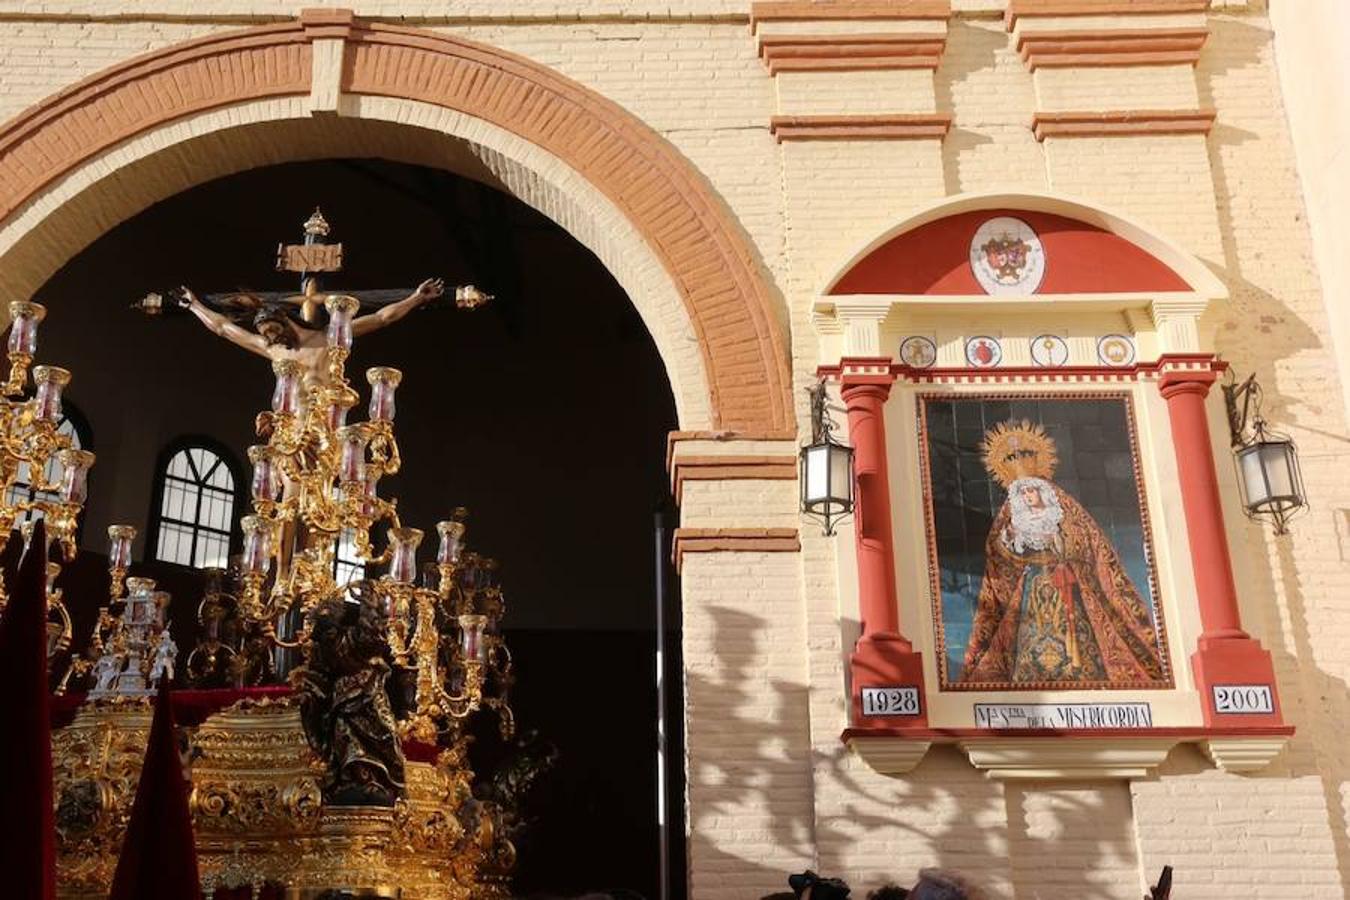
top-left (351, 278), bottom-right (444, 338)
top-left (180, 286), bottom-right (273, 360)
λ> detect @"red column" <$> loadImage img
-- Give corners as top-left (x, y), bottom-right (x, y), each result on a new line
top-left (841, 363), bottom-right (927, 727)
top-left (1159, 369), bottom-right (1283, 727)
top-left (843, 379), bottom-right (903, 641)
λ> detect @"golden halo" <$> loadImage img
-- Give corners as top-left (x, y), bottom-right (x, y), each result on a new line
top-left (980, 419), bottom-right (1058, 488)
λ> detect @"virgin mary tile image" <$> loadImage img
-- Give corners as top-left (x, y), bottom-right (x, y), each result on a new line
top-left (918, 395), bottom-right (1172, 691)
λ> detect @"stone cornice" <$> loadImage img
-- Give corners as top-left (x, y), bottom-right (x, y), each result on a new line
top-left (1006, 0), bottom-right (1210, 30)
top-left (750, 0), bottom-right (950, 31)
top-left (1017, 26), bottom-right (1207, 69)
top-left (669, 455), bottom-right (798, 504)
top-left (758, 32), bottom-right (946, 73)
top-left (1031, 108), bottom-right (1215, 140)
top-left (672, 527), bottom-right (801, 572)
top-left (770, 113), bottom-right (952, 142)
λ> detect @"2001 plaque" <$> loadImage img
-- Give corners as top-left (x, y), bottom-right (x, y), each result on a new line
top-left (1211, 684), bottom-right (1274, 714)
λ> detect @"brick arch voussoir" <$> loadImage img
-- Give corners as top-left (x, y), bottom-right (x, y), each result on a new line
top-left (0, 16), bottom-right (791, 433)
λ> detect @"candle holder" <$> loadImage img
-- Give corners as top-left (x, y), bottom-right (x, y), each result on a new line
top-left (0, 301), bottom-right (93, 612)
top-left (4, 300), bottom-right (44, 396)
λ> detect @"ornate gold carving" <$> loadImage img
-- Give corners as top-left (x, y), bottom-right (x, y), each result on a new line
top-left (56, 701), bottom-right (523, 899)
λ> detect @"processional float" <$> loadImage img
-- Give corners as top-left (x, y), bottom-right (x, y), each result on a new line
top-left (5, 212), bottom-right (549, 899)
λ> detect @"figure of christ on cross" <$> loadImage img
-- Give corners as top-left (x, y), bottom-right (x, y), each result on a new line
top-left (177, 277), bottom-right (455, 383)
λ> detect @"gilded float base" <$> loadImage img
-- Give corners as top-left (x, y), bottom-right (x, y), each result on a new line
top-left (54, 697), bottom-right (502, 900)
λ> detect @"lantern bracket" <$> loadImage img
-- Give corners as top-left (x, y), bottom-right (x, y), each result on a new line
top-left (1222, 370), bottom-right (1262, 449)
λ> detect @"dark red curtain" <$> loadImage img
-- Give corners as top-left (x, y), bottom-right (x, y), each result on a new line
top-left (108, 677), bottom-right (201, 900)
top-left (0, 521), bottom-right (56, 899)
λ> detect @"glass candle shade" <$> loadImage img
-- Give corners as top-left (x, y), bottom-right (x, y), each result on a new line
top-left (107, 525), bottom-right (136, 570)
top-left (361, 470), bottom-right (381, 518)
top-left (6, 301), bottom-right (45, 357)
top-left (248, 445), bottom-right (281, 502)
top-left (366, 367), bottom-right (403, 423)
top-left (271, 359), bottom-right (303, 415)
top-left (387, 526), bottom-right (423, 585)
top-left (436, 520), bottom-right (466, 565)
top-left (241, 516), bottom-right (273, 574)
top-left (57, 448), bottom-right (95, 504)
top-left (324, 295), bottom-right (360, 350)
top-left (337, 424), bottom-right (371, 485)
top-left (326, 387), bottom-right (359, 432)
top-left (32, 366), bottom-right (70, 421)
top-left (459, 614), bottom-right (488, 663)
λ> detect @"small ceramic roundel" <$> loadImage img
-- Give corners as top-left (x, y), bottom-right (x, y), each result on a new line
top-left (899, 335), bottom-right (937, 368)
top-left (965, 336), bottom-right (1003, 368)
top-left (1030, 334), bottom-right (1070, 367)
top-left (969, 216), bottom-right (1046, 296)
top-left (1097, 333), bottom-right (1136, 367)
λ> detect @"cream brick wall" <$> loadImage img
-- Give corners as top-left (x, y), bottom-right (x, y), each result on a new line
top-left (0, 1), bottom-right (1347, 897)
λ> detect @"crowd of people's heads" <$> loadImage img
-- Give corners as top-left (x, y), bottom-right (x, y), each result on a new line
top-left (516, 867), bottom-right (980, 900)
top-left (764, 868), bottom-right (980, 900)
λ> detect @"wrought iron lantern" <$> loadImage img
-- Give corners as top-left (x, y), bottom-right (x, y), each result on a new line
top-left (1223, 371), bottom-right (1306, 535)
top-left (800, 380), bottom-right (854, 536)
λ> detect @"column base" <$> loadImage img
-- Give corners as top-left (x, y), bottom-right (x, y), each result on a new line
top-left (849, 632), bottom-right (928, 727)
top-left (1192, 637), bottom-right (1284, 727)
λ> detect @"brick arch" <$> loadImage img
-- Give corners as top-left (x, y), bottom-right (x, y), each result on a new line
top-left (0, 15), bottom-right (790, 432)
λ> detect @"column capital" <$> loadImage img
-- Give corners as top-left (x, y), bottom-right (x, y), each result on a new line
top-left (1158, 367), bottom-right (1218, 399)
top-left (837, 357), bottom-right (898, 389)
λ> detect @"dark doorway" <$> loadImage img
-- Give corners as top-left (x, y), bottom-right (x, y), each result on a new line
top-left (36, 158), bottom-right (682, 898)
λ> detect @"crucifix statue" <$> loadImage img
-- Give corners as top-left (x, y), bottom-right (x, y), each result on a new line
top-left (137, 208), bottom-right (492, 382)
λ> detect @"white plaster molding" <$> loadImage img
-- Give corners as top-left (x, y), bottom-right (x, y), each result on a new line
top-left (1201, 737), bottom-right (1289, 773)
top-left (957, 738), bottom-right (1180, 780)
top-left (832, 299), bottom-right (893, 359)
top-left (847, 736), bottom-right (933, 775)
top-left (1150, 296), bottom-right (1212, 354)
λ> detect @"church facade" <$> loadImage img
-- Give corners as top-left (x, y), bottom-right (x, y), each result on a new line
top-left (2, 0), bottom-right (1347, 897)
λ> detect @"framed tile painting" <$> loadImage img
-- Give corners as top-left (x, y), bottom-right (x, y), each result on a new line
top-left (917, 393), bottom-right (1172, 691)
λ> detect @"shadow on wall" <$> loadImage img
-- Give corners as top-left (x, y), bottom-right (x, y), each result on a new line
top-left (689, 608), bottom-right (1140, 899)
top-left (1199, 13), bottom-right (1350, 892)
top-left (816, 742), bottom-right (1146, 899)
top-left (935, 19), bottom-right (1001, 197)
top-left (686, 606), bottom-right (815, 898)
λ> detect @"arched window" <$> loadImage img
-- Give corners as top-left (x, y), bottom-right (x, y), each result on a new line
top-left (150, 441), bottom-right (241, 569)
top-left (335, 528), bottom-right (365, 586)
top-left (5, 402), bottom-right (92, 526)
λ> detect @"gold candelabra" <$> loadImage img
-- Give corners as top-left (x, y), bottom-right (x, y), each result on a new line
top-left (186, 290), bottom-right (513, 742)
top-left (0, 301), bottom-right (94, 604)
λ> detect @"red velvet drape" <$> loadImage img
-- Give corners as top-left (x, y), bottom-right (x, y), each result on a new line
top-left (0, 522), bottom-right (56, 899)
top-left (108, 677), bottom-right (201, 899)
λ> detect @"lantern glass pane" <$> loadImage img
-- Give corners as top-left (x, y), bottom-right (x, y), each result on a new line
top-left (1257, 442), bottom-right (1296, 502)
top-left (804, 444), bottom-right (829, 504)
top-left (1237, 444), bottom-right (1272, 508)
top-left (828, 443), bottom-right (853, 507)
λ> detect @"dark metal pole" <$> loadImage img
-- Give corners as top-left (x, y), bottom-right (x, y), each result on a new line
top-left (654, 507), bottom-right (671, 900)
